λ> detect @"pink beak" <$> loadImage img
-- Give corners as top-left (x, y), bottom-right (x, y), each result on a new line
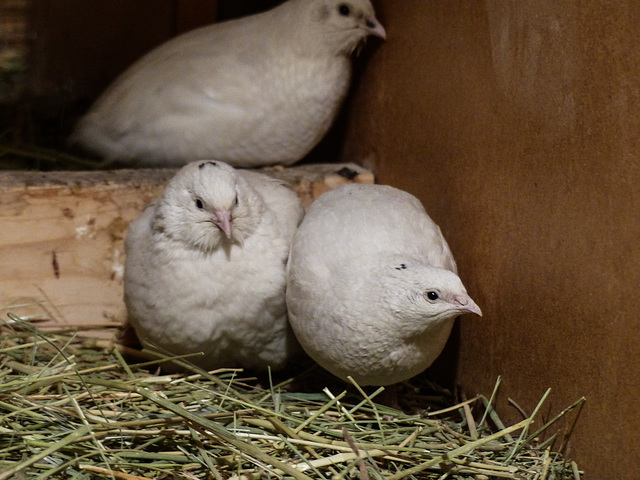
top-left (455, 295), bottom-right (483, 317)
top-left (213, 209), bottom-right (232, 238)
top-left (365, 16), bottom-right (386, 40)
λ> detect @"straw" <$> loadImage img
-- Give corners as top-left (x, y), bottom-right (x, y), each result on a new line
top-left (0, 318), bottom-right (585, 479)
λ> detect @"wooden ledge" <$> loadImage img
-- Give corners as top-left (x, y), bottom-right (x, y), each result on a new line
top-left (0, 163), bottom-right (374, 332)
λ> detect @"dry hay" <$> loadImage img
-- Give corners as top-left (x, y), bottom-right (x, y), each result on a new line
top-left (1, 314), bottom-right (584, 479)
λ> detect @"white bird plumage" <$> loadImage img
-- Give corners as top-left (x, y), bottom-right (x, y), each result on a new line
top-left (70, 0), bottom-right (386, 167)
top-left (286, 183), bottom-right (482, 386)
top-left (124, 160), bottom-right (305, 371)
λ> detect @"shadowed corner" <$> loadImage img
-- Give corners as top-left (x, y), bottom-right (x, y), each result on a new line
top-left (423, 319), bottom-right (461, 392)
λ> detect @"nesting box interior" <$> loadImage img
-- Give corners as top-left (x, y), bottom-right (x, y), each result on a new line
top-left (2, 2), bottom-right (639, 479)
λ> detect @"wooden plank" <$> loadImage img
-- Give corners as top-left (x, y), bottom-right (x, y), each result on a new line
top-left (0, 164), bottom-right (373, 333)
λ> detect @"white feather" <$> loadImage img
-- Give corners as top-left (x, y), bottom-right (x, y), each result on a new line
top-left (124, 161), bottom-right (305, 370)
top-left (286, 183), bottom-right (482, 386)
top-left (70, 0), bottom-right (385, 167)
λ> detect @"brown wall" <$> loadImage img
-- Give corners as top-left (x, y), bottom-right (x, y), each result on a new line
top-left (27, 0), bottom-right (217, 99)
top-left (344, 2), bottom-right (640, 478)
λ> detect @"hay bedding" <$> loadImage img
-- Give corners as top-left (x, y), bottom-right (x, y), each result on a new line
top-left (0, 315), bottom-right (583, 480)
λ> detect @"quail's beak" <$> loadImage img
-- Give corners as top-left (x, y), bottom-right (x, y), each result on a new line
top-left (363, 16), bottom-right (386, 40)
top-left (213, 209), bottom-right (232, 238)
top-left (454, 295), bottom-right (483, 317)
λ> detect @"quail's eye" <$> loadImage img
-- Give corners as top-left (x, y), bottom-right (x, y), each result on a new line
top-left (195, 198), bottom-right (204, 209)
top-left (338, 3), bottom-right (351, 16)
top-left (426, 291), bottom-right (439, 301)
top-left (235, 195), bottom-right (239, 206)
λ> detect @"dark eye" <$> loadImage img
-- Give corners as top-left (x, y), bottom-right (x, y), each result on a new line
top-left (338, 3), bottom-right (351, 16)
top-left (426, 291), bottom-right (439, 301)
top-left (235, 195), bottom-right (239, 206)
top-left (195, 198), bottom-right (204, 209)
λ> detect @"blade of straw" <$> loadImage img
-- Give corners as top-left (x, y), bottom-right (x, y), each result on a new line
top-left (0, 425), bottom-right (91, 480)
top-left (387, 418), bottom-right (530, 480)
top-left (89, 378), bottom-right (313, 480)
